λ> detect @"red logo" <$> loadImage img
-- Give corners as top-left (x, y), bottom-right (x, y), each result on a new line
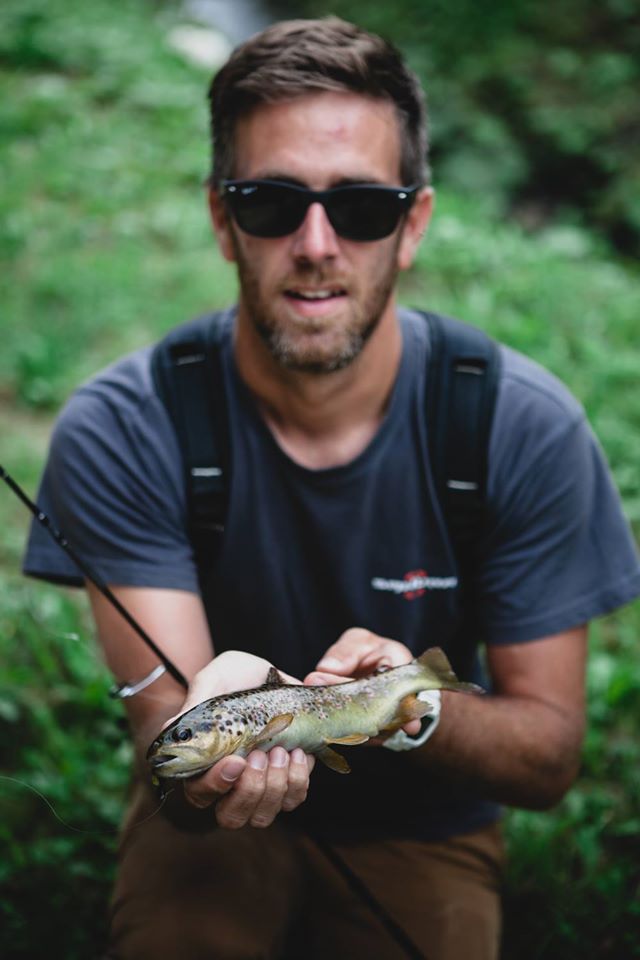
top-left (403, 569), bottom-right (428, 601)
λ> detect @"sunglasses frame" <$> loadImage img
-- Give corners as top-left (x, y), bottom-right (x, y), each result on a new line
top-left (221, 179), bottom-right (421, 242)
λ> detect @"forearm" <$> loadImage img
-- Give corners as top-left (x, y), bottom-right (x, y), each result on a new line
top-left (415, 689), bottom-right (585, 810)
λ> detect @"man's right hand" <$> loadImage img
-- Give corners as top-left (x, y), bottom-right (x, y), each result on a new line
top-left (167, 651), bottom-right (315, 829)
top-left (88, 585), bottom-right (315, 830)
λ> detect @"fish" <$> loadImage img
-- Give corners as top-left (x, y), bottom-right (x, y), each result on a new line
top-left (146, 647), bottom-right (483, 779)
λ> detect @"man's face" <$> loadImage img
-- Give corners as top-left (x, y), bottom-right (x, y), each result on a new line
top-left (210, 91), bottom-right (431, 374)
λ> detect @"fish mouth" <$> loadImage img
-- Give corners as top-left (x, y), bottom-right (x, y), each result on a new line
top-left (148, 753), bottom-right (178, 769)
top-left (147, 751), bottom-right (215, 779)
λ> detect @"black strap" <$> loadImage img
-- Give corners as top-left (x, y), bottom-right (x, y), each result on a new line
top-left (421, 310), bottom-right (500, 562)
top-left (151, 313), bottom-right (230, 574)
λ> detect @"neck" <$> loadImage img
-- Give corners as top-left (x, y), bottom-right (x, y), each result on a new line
top-left (234, 301), bottom-right (403, 470)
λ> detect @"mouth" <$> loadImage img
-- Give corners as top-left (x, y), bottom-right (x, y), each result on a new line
top-left (151, 759), bottom-right (215, 780)
top-left (283, 287), bottom-right (348, 316)
top-left (148, 752), bottom-right (177, 769)
top-left (285, 287), bottom-right (347, 301)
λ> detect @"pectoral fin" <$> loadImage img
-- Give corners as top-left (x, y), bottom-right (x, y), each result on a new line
top-left (252, 713), bottom-right (294, 747)
top-left (317, 746), bottom-right (351, 774)
top-left (380, 693), bottom-right (433, 733)
top-left (324, 733), bottom-right (370, 746)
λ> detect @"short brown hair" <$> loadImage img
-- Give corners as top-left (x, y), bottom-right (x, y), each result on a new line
top-left (208, 17), bottom-right (429, 187)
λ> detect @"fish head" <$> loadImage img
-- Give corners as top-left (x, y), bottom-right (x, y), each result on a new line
top-left (146, 703), bottom-right (244, 780)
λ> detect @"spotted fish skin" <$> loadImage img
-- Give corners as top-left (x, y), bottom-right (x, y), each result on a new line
top-left (146, 647), bottom-right (482, 779)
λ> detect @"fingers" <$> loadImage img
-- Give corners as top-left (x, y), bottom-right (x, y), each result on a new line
top-left (183, 747), bottom-right (314, 829)
top-left (281, 749), bottom-right (315, 811)
top-left (184, 754), bottom-right (247, 808)
top-left (368, 718), bottom-right (422, 746)
top-left (315, 627), bottom-right (414, 678)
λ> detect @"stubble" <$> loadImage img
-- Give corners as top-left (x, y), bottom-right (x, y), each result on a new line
top-left (232, 231), bottom-right (402, 375)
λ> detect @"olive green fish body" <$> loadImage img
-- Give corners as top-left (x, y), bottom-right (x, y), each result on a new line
top-left (147, 647), bottom-right (481, 779)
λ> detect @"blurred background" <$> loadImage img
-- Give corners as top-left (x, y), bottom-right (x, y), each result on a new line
top-left (0, 1), bottom-right (638, 957)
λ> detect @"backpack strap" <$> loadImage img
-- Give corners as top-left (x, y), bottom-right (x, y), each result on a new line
top-left (421, 309), bottom-right (501, 575)
top-left (150, 312), bottom-right (230, 574)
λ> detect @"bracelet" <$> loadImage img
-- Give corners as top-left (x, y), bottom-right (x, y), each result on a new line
top-left (382, 690), bottom-right (441, 752)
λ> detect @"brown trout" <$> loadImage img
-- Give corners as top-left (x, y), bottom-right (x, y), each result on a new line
top-left (147, 647), bottom-right (482, 779)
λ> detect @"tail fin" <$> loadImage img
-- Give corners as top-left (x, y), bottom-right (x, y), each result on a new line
top-left (417, 647), bottom-right (484, 694)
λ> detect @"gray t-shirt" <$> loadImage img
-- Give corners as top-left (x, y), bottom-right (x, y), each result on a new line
top-left (23, 308), bottom-right (640, 838)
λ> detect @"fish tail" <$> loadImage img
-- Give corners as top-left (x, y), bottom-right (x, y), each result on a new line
top-left (417, 648), bottom-right (484, 693)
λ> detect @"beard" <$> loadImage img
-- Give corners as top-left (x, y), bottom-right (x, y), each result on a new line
top-left (232, 233), bottom-right (402, 375)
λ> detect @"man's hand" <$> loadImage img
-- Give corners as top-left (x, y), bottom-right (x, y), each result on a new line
top-left (304, 628), bottom-right (421, 737)
top-left (165, 651), bottom-right (315, 829)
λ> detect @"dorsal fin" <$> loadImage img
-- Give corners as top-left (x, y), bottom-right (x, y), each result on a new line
top-left (263, 666), bottom-right (284, 686)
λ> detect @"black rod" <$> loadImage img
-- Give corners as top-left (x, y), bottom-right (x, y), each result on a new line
top-left (1, 464), bottom-right (188, 691)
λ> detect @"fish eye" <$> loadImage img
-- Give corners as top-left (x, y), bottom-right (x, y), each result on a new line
top-left (172, 727), bottom-right (193, 743)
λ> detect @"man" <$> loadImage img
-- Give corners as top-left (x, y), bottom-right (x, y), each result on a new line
top-left (24, 16), bottom-right (640, 960)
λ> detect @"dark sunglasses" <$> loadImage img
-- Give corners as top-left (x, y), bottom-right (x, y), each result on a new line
top-left (221, 179), bottom-right (420, 242)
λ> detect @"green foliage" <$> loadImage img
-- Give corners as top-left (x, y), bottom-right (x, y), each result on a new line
top-left (0, 0), bottom-right (237, 409)
top-left (277, 0), bottom-right (640, 255)
top-left (0, 1), bottom-right (638, 958)
top-left (502, 608), bottom-right (640, 959)
top-left (0, 575), bottom-right (130, 958)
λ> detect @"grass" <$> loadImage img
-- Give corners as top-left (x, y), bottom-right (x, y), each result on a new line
top-left (1, 1), bottom-right (639, 958)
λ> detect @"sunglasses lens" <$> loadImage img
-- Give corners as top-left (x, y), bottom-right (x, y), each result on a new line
top-left (226, 183), bottom-right (307, 238)
top-left (224, 182), bottom-right (414, 241)
top-left (328, 188), bottom-right (407, 241)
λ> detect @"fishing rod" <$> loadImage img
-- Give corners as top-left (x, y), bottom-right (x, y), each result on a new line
top-left (0, 464), bottom-right (188, 697)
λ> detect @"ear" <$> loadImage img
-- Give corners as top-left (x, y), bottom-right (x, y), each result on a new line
top-left (397, 187), bottom-right (434, 272)
top-left (208, 187), bottom-right (237, 263)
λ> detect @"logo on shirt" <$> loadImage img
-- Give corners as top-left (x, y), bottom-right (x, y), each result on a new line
top-left (371, 569), bottom-right (458, 601)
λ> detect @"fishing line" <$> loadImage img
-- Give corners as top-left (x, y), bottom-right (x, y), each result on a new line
top-left (0, 775), bottom-right (171, 836)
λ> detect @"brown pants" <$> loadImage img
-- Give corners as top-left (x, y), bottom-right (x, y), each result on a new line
top-left (105, 783), bottom-right (505, 960)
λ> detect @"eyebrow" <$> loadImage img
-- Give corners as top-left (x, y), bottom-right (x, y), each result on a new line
top-left (251, 173), bottom-right (391, 189)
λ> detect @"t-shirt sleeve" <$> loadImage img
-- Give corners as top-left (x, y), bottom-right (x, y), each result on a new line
top-left (478, 357), bottom-right (640, 644)
top-left (22, 376), bottom-right (200, 593)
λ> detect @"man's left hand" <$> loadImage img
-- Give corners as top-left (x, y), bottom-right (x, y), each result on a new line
top-left (304, 627), bottom-right (421, 737)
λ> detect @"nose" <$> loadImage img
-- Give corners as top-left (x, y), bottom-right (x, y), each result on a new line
top-left (291, 201), bottom-right (340, 263)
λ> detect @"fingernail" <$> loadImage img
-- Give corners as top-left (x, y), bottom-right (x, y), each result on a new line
top-left (248, 751), bottom-right (268, 771)
top-left (221, 757), bottom-right (245, 782)
top-left (317, 656), bottom-right (342, 671)
top-left (270, 747), bottom-right (288, 768)
top-left (292, 748), bottom-right (306, 765)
